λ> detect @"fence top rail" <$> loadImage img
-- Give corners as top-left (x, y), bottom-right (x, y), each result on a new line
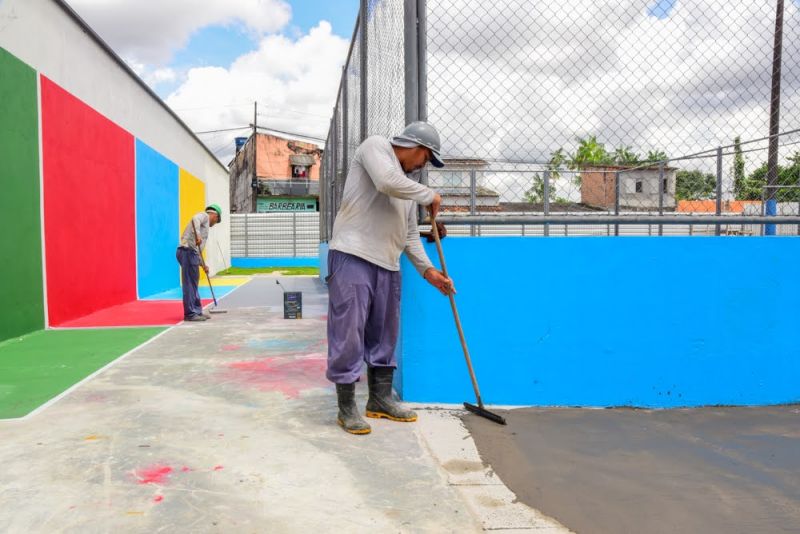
top-left (434, 215), bottom-right (800, 225)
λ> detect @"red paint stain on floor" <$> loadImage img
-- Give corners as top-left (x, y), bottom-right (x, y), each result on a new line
top-left (222, 344), bottom-right (241, 351)
top-left (134, 465), bottom-right (173, 485)
top-left (181, 466), bottom-right (192, 473)
top-left (213, 465), bottom-right (224, 471)
top-left (153, 495), bottom-right (164, 503)
top-left (223, 356), bottom-right (329, 398)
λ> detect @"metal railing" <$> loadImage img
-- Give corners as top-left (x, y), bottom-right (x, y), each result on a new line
top-left (257, 179), bottom-right (319, 196)
top-left (321, 0), bottom-right (800, 238)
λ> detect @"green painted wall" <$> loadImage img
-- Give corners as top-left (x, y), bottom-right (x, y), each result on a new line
top-left (0, 48), bottom-right (44, 341)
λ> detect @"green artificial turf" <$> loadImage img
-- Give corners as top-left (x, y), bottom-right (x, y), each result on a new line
top-left (0, 327), bottom-right (164, 419)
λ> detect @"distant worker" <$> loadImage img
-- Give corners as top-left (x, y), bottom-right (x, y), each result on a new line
top-left (177, 204), bottom-right (222, 322)
top-left (327, 121), bottom-right (455, 435)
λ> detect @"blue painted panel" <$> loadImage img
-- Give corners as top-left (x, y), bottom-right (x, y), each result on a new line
top-left (399, 237), bottom-right (800, 408)
top-left (231, 257), bottom-right (319, 268)
top-left (136, 140), bottom-right (179, 298)
top-left (142, 285), bottom-right (240, 301)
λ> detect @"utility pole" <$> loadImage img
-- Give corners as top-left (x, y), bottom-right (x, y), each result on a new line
top-left (766, 0), bottom-right (784, 235)
top-left (252, 101), bottom-right (258, 213)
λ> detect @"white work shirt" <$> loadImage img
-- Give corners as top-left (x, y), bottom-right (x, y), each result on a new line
top-left (329, 136), bottom-right (436, 275)
top-left (179, 212), bottom-right (209, 252)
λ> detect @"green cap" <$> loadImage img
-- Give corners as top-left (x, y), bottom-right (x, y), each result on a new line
top-left (206, 204), bottom-right (222, 222)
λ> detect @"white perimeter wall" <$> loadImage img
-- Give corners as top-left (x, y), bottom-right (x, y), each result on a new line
top-left (0, 0), bottom-right (230, 273)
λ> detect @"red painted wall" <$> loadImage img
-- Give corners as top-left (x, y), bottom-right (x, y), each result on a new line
top-left (41, 76), bottom-right (136, 326)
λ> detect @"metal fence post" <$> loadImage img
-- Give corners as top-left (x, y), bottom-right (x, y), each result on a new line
top-left (404, 0), bottom-right (419, 126)
top-left (469, 169), bottom-right (477, 237)
top-left (543, 170), bottom-right (551, 237)
top-left (342, 67), bottom-right (348, 179)
top-left (614, 171), bottom-right (620, 236)
top-left (359, 0), bottom-right (368, 142)
top-left (715, 146), bottom-right (723, 236)
top-left (658, 162), bottom-right (665, 236)
top-left (417, 0), bottom-right (427, 123)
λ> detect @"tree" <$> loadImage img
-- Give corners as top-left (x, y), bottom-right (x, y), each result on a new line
top-left (645, 150), bottom-right (668, 163)
top-left (744, 155), bottom-right (800, 201)
top-left (675, 170), bottom-right (716, 201)
top-left (732, 136), bottom-right (746, 199)
top-left (523, 173), bottom-right (556, 204)
top-left (612, 146), bottom-right (640, 165)
top-left (568, 135), bottom-right (611, 168)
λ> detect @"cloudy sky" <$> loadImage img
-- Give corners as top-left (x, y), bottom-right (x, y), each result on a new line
top-left (66, 0), bottom-right (800, 176)
top-left (67, 0), bottom-right (359, 163)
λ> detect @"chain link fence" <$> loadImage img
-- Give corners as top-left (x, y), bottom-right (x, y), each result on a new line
top-left (321, 0), bottom-right (800, 238)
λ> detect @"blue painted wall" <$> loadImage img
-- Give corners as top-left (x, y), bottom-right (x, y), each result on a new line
top-left (398, 237), bottom-right (800, 408)
top-left (232, 257), bottom-right (319, 268)
top-left (135, 140), bottom-right (179, 298)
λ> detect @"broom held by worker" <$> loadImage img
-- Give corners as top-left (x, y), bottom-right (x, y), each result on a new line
top-left (176, 204), bottom-right (222, 322)
top-left (326, 121), bottom-right (454, 436)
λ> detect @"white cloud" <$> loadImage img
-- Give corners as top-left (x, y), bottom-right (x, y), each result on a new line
top-left (165, 21), bottom-right (349, 163)
top-left (67, 0), bottom-right (292, 64)
top-left (426, 0), bottom-right (800, 170)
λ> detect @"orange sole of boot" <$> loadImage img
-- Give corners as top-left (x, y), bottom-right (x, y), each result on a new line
top-left (365, 411), bottom-right (418, 422)
top-left (337, 418), bottom-right (371, 434)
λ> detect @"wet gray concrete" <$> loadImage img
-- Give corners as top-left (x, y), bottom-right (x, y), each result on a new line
top-left (0, 279), bottom-right (479, 532)
top-left (220, 275), bottom-right (327, 317)
top-left (465, 406), bottom-right (800, 534)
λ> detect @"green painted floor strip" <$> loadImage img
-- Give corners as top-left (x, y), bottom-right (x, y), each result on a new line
top-left (0, 327), bottom-right (165, 419)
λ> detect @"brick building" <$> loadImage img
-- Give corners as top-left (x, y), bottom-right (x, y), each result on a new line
top-left (580, 165), bottom-right (677, 210)
top-left (229, 132), bottom-right (323, 213)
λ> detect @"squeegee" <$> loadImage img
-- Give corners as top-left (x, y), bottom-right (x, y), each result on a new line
top-left (430, 219), bottom-right (506, 425)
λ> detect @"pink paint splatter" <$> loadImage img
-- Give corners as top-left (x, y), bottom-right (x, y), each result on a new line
top-left (213, 465), bottom-right (224, 471)
top-left (134, 465), bottom-right (173, 485)
top-left (222, 344), bottom-right (241, 351)
top-left (222, 356), bottom-right (329, 399)
top-left (153, 495), bottom-right (164, 503)
top-left (181, 466), bottom-right (192, 473)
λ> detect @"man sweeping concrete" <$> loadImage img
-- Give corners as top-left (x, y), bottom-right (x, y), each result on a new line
top-left (327, 122), bottom-right (455, 435)
top-left (176, 204), bottom-right (222, 322)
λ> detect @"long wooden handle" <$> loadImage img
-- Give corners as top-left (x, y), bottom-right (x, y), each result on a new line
top-left (431, 219), bottom-right (483, 407)
top-left (191, 219), bottom-right (218, 306)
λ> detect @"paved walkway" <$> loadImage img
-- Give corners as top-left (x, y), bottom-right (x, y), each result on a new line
top-left (0, 275), bottom-right (565, 533)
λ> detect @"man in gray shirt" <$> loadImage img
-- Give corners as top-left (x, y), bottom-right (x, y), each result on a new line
top-left (327, 122), bottom-right (454, 435)
top-left (176, 204), bottom-right (222, 322)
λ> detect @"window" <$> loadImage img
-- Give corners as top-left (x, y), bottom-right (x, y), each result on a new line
top-left (292, 165), bottom-right (309, 179)
top-left (635, 180), bottom-right (643, 193)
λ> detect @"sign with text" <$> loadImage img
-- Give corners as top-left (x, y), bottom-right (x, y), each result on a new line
top-left (257, 197), bottom-right (317, 212)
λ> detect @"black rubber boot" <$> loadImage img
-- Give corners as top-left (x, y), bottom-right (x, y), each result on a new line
top-left (365, 367), bottom-right (417, 422)
top-left (336, 383), bottom-right (371, 435)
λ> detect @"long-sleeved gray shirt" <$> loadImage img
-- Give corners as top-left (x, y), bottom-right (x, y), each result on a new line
top-left (179, 212), bottom-right (209, 252)
top-left (329, 136), bottom-right (436, 276)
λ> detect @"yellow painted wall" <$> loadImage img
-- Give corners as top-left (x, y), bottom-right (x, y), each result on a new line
top-left (179, 168), bottom-right (206, 233)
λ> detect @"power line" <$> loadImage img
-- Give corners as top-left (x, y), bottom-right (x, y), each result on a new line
top-left (195, 126), bottom-right (252, 135)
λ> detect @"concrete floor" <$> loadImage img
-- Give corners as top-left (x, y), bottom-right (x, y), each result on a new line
top-left (466, 406), bottom-right (800, 534)
top-left (0, 276), bottom-right (480, 532)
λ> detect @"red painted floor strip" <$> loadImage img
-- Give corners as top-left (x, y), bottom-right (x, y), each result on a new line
top-left (53, 299), bottom-right (213, 328)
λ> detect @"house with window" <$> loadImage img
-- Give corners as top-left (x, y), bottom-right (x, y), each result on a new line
top-left (430, 158), bottom-right (500, 210)
top-left (229, 132), bottom-right (323, 213)
top-left (580, 165), bottom-right (677, 210)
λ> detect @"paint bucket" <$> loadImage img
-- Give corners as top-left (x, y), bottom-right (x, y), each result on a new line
top-left (283, 291), bottom-right (302, 319)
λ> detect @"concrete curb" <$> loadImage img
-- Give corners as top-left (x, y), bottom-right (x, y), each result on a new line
top-left (414, 408), bottom-right (573, 532)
